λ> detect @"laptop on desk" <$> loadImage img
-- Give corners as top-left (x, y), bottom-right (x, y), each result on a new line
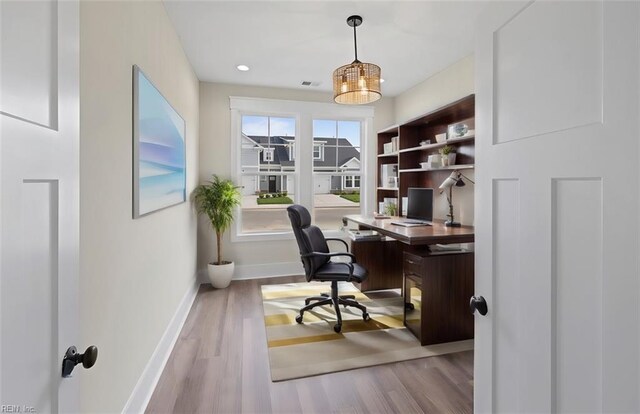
top-left (390, 188), bottom-right (433, 227)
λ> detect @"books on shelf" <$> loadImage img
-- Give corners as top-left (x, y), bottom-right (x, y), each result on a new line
top-left (380, 164), bottom-right (398, 188)
top-left (391, 136), bottom-right (399, 152)
top-left (382, 136), bottom-right (399, 154)
top-left (348, 230), bottom-right (383, 241)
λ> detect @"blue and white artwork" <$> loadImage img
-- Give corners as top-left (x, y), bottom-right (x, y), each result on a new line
top-left (133, 66), bottom-right (186, 218)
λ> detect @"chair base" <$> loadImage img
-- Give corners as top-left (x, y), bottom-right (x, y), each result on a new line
top-left (295, 281), bottom-right (370, 333)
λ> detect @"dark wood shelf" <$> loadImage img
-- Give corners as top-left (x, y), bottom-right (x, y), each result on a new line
top-left (376, 95), bottom-right (475, 208)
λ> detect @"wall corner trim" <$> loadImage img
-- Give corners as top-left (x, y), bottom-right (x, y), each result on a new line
top-left (121, 276), bottom-right (201, 414)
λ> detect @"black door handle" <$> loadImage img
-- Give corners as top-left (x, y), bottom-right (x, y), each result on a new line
top-left (470, 296), bottom-right (488, 316)
top-left (62, 345), bottom-right (98, 377)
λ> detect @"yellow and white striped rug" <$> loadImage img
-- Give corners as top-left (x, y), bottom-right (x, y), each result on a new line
top-left (261, 282), bottom-right (474, 382)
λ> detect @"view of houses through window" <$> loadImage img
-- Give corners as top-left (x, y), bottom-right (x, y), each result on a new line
top-left (239, 115), bottom-right (361, 234)
top-left (312, 119), bottom-right (361, 230)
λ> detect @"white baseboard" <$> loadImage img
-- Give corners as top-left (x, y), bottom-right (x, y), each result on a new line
top-left (198, 261), bottom-right (302, 282)
top-left (121, 276), bottom-right (201, 414)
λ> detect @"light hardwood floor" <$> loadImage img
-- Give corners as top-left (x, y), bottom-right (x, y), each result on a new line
top-left (146, 276), bottom-right (473, 413)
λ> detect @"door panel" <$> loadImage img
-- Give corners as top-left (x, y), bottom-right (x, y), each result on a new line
top-left (552, 178), bottom-right (603, 412)
top-left (0, 0), bottom-right (80, 412)
top-left (0, 0), bottom-right (58, 128)
top-left (476, 1), bottom-right (640, 413)
top-left (494, 1), bottom-right (603, 143)
top-left (2, 181), bottom-right (59, 413)
top-left (492, 179), bottom-right (520, 413)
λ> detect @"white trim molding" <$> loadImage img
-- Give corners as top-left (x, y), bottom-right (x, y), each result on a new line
top-left (197, 262), bottom-right (304, 282)
top-left (121, 276), bottom-right (201, 414)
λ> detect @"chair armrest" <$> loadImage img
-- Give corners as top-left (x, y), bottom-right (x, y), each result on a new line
top-left (325, 238), bottom-right (350, 252)
top-left (301, 251), bottom-right (356, 262)
top-left (302, 251), bottom-right (357, 281)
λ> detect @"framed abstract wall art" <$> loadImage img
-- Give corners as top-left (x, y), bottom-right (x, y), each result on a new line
top-left (133, 65), bottom-right (186, 218)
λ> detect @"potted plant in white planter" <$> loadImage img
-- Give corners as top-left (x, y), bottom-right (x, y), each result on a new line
top-left (439, 145), bottom-right (456, 167)
top-left (193, 175), bottom-right (241, 288)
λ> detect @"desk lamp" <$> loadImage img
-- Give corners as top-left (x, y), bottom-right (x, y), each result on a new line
top-left (438, 171), bottom-right (474, 227)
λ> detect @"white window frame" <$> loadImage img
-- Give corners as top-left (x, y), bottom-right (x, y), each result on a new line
top-left (230, 97), bottom-right (375, 242)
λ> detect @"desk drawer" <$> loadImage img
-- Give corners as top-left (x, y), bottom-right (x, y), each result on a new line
top-left (403, 252), bottom-right (423, 277)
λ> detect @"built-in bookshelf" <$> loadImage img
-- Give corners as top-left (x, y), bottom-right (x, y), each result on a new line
top-left (376, 94), bottom-right (475, 215)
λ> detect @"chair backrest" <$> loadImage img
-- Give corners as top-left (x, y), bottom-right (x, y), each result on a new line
top-left (287, 204), bottom-right (330, 281)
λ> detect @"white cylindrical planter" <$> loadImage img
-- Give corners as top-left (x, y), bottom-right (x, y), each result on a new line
top-left (207, 261), bottom-right (234, 288)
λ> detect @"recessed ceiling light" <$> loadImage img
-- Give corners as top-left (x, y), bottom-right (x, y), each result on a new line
top-left (236, 64), bottom-right (250, 72)
top-left (380, 78), bottom-right (385, 83)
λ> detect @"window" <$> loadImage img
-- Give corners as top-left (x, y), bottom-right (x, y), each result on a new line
top-left (263, 148), bottom-right (274, 162)
top-left (239, 115), bottom-right (296, 234)
top-left (344, 175), bottom-right (360, 188)
top-left (312, 120), bottom-right (361, 230)
top-left (313, 144), bottom-right (324, 160)
top-left (230, 97), bottom-right (373, 240)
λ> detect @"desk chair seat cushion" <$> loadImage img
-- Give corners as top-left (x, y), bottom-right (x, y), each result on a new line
top-left (314, 262), bottom-right (367, 283)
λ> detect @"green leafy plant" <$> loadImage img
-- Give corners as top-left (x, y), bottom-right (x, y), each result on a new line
top-left (384, 202), bottom-right (398, 216)
top-left (439, 145), bottom-right (455, 156)
top-left (193, 175), bottom-right (241, 265)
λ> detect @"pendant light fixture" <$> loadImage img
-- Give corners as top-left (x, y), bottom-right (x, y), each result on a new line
top-left (333, 15), bottom-right (381, 105)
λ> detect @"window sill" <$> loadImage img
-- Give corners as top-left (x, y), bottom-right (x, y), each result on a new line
top-left (231, 229), bottom-right (349, 243)
top-left (231, 231), bottom-right (294, 243)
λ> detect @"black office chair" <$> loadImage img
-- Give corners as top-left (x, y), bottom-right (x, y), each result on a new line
top-left (287, 204), bottom-right (370, 333)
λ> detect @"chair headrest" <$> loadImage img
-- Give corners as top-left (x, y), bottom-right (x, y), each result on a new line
top-left (287, 204), bottom-right (311, 229)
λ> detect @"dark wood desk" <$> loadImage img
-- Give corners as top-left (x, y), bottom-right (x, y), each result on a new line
top-left (344, 215), bottom-right (475, 245)
top-left (344, 215), bottom-right (475, 345)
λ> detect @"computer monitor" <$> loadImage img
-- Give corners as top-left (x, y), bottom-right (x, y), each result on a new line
top-left (407, 187), bottom-right (433, 222)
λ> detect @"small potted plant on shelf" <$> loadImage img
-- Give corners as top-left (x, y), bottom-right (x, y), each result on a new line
top-left (439, 145), bottom-right (456, 167)
top-left (384, 201), bottom-right (398, 216)
top-left (193, 175), bottom-right (241, 289)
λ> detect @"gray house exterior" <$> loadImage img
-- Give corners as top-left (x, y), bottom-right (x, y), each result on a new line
top-left (240, 134), bottom-right (361, 195)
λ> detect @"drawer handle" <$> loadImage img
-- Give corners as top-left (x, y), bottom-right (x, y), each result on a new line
top-left (406, 260), bottom-right (416, 265)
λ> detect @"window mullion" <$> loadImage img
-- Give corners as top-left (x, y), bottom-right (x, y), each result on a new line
top-left (297, 113), bottom-right (313, 209)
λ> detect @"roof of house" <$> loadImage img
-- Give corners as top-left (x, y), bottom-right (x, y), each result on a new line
top-left (244, 135), bottom-right (361, 168)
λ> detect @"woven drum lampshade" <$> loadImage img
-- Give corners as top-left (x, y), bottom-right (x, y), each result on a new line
top-left (333, 61), bottom-right (381, 105)
top-left (333, 15), bottom-right (382, 105)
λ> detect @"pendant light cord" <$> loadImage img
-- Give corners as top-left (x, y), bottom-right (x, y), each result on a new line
top-left (353, 23), bottom-right (358, 62)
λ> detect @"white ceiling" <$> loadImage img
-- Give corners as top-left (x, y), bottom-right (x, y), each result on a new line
top-left (163, 1), bottom-right (488, 97)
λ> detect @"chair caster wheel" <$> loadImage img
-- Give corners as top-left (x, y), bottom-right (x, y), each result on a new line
top-left (363, 313), bottom-right (371, 321)
top-left (295, 314), bottom-right (303, 324)
top-left (334, 324), bottom-right (342, 333)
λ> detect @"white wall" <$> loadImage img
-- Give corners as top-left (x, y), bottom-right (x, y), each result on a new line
top-left (395, 55), bottom-right (475, 123)
top-left (198, 82), bottom-right (394, 274)
top-left (79, 1), bottom-right (199, 412)
top-left (393, 55), bottom-right (475, 225)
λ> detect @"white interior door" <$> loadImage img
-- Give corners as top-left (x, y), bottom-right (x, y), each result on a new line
top-left (1, 0), bottom-right (80, 412)
top-left (474, 1), bottom-right (640, 412)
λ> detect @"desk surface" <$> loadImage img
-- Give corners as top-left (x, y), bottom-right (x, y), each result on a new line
top-left (344, 215), bottom-right (474, 245)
